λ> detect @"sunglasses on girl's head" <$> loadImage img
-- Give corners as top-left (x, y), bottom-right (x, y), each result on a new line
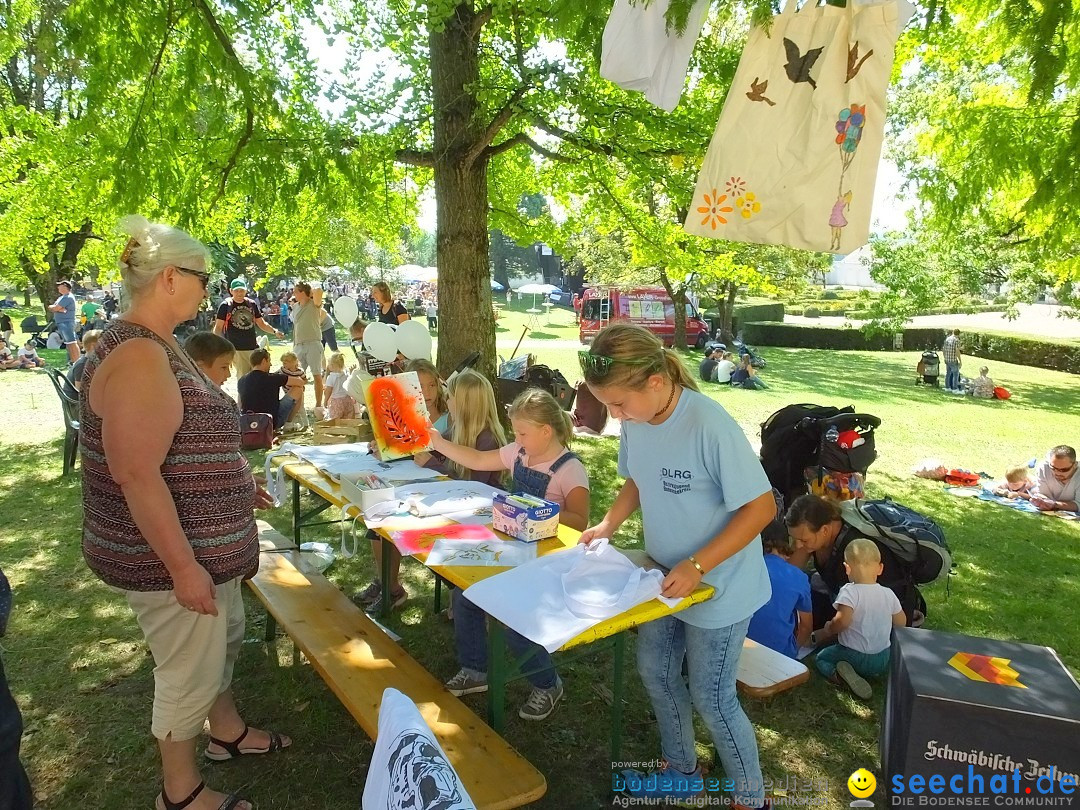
top-left (177, 267), bottom-right (210, 289)
top-left (578, 350), bottom-right (651, 379)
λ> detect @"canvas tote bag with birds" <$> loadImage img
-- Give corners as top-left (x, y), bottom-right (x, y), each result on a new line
top-left (684, 0), bottom-right (903, 255)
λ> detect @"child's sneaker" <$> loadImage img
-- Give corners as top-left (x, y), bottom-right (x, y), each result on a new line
top-left (518, 677), bottom-right (564, 721)
top-left (618, 761), bottom-right (705, 802)
top-left (445, 669), bottom-right (488, 696)
top-left (369, 586), bottom-right (408, 614)
top-left (353, 581), bottom-right (382, 607)
top-left (836, 661), bottom-right (873, 699)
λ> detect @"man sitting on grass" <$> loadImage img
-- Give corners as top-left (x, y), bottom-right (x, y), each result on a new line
top-left (238, 348), bottom-right (303, 430)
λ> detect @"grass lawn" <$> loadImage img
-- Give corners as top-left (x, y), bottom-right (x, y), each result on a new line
top-left (1, 330), bottom-right (1078, 809)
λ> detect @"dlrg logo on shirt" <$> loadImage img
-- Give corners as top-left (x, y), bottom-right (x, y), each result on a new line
top-left (662, 468), bottom-right (692, 495)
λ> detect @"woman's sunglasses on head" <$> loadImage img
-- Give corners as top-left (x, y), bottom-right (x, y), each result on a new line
top-left (177, 266), bottom-right (210, 289)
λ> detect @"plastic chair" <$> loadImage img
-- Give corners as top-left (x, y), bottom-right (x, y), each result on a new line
top-left (44, 367), bottom-right (80, 476)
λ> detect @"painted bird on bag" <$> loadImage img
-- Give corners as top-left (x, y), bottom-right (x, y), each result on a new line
top-left (846, 41), bottom-right (874, 82)
top-left (783, 37), bottom-right (823, 89)
top-left (746, 77), bottom-right (776, 106)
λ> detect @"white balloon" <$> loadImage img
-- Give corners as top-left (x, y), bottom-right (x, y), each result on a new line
top-left (364, 321), bottom-right (398, 363)
top-left (396, 318), bottom-right (433, 360)
top-left (334, 296), bottom-right (359, 329)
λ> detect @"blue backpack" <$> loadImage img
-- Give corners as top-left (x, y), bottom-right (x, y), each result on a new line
top-left (839, 498), bottom-right (952, 585)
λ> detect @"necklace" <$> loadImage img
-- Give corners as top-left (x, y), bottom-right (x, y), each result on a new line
top-left (653, 382), bottom-right (678, 421)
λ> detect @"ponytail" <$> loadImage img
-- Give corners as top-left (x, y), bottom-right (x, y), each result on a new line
top-left (663, 349), bottom-right (700, 393)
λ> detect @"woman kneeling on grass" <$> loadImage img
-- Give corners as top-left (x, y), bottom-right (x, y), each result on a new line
top-left (80, 216), bottom-right (290, 810)
top-left (579, 323), bottom-right (775, 809)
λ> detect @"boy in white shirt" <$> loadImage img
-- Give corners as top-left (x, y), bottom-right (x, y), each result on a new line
top-left (812, 538), bottom-right (905, 699)
top-left (17, 341), bottom-right (45, 369)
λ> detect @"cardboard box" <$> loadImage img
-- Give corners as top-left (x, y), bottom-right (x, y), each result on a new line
top-left (313, 418), bottom-right (373, 445)
top-left (883, 627), bottom-right (1080, 801)
top-left (338, 472), bottom-right (396, 512)
top-left (492, 493), bottom-right (560, 542)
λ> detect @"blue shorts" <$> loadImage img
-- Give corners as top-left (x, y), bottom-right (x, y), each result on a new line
top-left (56, 321), bottom-right (77, 344)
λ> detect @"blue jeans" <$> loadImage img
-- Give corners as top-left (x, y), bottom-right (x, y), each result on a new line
top-left (637, 615), bottom-right (764, 807)
top-left (276, 395), bottom-right (296, 428)
top-left (815, 643), bottom-right (890, 679)
top-left (453, 589), bottom-right (558, 689)
top-left (945, 362), bottom-right (961, 390)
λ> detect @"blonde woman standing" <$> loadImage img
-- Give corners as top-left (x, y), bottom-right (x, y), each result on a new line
top-left (81, 216), bottom-right (289, 810)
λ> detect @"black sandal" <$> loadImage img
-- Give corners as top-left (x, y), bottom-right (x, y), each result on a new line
top-left (158, 781), bottom-right (250, 810)
top-left (205, 725), bottom-right (288, 762)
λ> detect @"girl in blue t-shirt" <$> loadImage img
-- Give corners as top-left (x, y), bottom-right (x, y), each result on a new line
top-left (579, 323), bottom-right (775, 809)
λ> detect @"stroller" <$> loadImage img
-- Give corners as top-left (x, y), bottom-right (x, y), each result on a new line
top-left (759, 403), bottom-right (881, 506)
top-left (916, 350), bottom-right (940, 386)
top-left (19, 316), bottom-right (54, 350)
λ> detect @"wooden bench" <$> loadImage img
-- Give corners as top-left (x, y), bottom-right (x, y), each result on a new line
top-left (247, 550), bottom-right (547, 810)
top-left (736, 638), bottom-right (810, 698)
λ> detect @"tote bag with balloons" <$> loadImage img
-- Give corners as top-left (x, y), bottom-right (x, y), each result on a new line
top-left (684, 0), bottom-right (905, 254)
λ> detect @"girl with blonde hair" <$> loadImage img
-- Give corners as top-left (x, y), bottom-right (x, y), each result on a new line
top-left (415, 369), bottom-right (506, 487)
top-left (429, 386), bottom-right (590, 721)
top-left (578, 322), bottom-right (774, 807)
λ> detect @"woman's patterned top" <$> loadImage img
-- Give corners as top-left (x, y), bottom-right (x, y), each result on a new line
top-left (80, 320), bottom-right (258, 591)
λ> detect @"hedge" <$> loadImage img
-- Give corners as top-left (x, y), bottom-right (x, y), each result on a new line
top-left (741, 322), bottom-right (1080, 373)
top-left (732, 302), bottom-right (785, 324)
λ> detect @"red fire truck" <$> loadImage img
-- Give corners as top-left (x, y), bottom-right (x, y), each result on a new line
top-left (578, 286), bottom-right (711, 348)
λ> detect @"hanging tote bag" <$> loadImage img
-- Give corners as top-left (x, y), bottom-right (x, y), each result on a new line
top-left (684, 0), bottom-right (904, 254)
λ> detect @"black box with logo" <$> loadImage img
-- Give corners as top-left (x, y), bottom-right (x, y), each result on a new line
top-left (882, 627), bottom-right (1080, 801)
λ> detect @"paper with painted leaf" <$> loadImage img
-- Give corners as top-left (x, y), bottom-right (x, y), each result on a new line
top-left (426, 538), bottom-right (537, 568)
top-left (389, 523), bottom-right (499, 556)
top-left (363, 372), bottom-right (432, 462)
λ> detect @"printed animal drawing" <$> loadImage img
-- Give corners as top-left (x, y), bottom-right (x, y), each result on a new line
top-left (783, 37), bottom-right (823, 89)
top-left (846, 41), bottom-right (874, 82)
top-left (746, 77), bottom-right (776, 106)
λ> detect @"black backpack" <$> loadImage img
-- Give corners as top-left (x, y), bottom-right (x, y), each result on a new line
top-left (759, 403), bottom-right (855, 505)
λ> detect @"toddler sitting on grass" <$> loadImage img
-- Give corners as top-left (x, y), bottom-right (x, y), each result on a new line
top-left (813, 538), bottom-right (905, 699)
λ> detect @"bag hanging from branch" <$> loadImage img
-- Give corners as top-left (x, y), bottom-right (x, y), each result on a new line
top-left (684, 0), bottom-right (909, 254)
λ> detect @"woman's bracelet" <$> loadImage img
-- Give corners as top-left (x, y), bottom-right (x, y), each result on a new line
top-left (687, 555), bottom-right (705, 575)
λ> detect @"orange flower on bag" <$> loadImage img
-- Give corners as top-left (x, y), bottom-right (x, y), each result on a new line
top-left (697, 190), bottom-right (734, 229)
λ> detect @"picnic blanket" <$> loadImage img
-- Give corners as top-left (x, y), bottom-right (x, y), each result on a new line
top-left (945, 486), bottom-right (1079, 521)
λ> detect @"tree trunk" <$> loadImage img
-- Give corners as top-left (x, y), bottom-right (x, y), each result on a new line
top-left (429, 4), bottom-right (496, 381)
top-left (658, 268), bottom-right (687, 349)
top-left (22, 221), bottom-right (94, 314)
top-left (721, 280), bottom-right (737, 344)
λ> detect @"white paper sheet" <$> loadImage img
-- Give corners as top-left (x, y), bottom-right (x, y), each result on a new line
top-left (426, 538), bottom-right (537, 568)
top-left (462, 539), bottom-right (682, 652)
top-left (362, 481), bottom-right (502, 528)
top-left (361, 688), bottom-right (476, 810)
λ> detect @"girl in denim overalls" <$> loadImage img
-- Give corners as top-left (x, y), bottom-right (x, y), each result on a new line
top-left (428, 388), bottom-right (590, 721)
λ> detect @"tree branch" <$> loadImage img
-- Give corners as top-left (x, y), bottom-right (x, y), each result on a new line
top-left (464, 84), bottom-right (529, 166)
top-left (192, 0), bottom-right (256, 211)
top-left (482, 132), bottom-right (574, 163)
top-left (471, 4), bottom-right (494, 36)
top-left (528, 114), bottom-right (685, 158)
top-left (396, 148), bottom-right (436, 167)
top-left (124, 4), bottom-right (175, 159)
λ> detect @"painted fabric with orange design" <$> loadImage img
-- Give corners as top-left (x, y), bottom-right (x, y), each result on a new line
top-left (363, 371), bottom-right (433, 461)
top-left (684, 0), bottom-right (912, 254)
